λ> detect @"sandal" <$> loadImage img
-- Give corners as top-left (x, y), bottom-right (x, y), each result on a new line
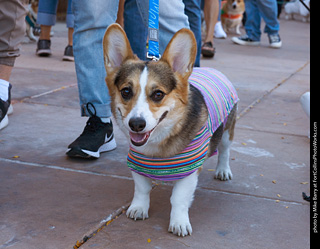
top-left (201, 41), bottom-right (216, 58)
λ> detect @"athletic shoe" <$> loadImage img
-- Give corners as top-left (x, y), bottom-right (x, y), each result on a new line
top-left (268, 34), bottom-right (282, 48)
top-left (66, 104), bottom-right (116, 158)
top-left (36, 39), bottom-right (52, 56)
top-left (0, 83), bottom-right (12, 130)
top-left (231, 35), bottom-right (260, 46)
top-left (62, 45), bottom-right (74, 61)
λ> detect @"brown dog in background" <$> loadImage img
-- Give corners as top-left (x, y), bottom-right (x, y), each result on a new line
top-left (221, 0), bottom-right (245, 34)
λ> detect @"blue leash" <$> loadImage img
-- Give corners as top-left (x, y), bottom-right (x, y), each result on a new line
top-left (147, 0), bottom-right (161, 61)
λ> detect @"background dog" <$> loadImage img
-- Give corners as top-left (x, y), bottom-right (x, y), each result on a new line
top-left (221, 0), bottom-right (245, 34)
top-left (25, 0), bottom-right (39, 41)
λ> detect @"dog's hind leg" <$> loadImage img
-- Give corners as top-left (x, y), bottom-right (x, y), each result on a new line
top-left (214, 104), bottom-right (237, 181)
top-left (126, 172), bottom-right (152, 220)
top-left (215, 129), bottom-right (233, 180)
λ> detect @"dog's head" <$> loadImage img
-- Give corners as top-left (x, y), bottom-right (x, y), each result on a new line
top-left (103, 24), bottom-right (196, 148)
top-left (227, 0), bottom-right (245, 11)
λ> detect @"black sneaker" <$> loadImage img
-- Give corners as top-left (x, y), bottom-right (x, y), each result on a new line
top-left (66, 103), bottom-right (117, 158)
top-left (36, 39), bottom-right (52, 56)
top-left (62, 45), bottom-right (74, 61)
top-left (231, 35), bottom-right (260, 46)
top-left (268, 34), bottom-right (282, 49)
top-left (0, 83), bottom-right (12, 130)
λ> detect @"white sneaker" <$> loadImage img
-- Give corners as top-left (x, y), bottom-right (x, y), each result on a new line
top-left (214, 21), bottom-right (227, 39)
top-left (0, 114), bottom-right (8, 130)
top-left (0, 83), bottom-right (12, 131)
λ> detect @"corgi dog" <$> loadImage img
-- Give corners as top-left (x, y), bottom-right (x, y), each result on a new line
top-left (221, 0), bottom-right (245, 35)
top-left (103, 24), bottom-right (239, 237)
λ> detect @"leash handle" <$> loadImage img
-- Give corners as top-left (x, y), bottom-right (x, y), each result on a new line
top-left (147, 0), bottom-right (161, 61)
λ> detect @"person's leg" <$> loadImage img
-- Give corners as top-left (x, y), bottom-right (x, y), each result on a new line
top-left (116, 0), bottom-right (125, 27)
top-left (63, 0), bottom-right (75, 61)
top-left (201, 0), bottom-right (219, 58)
top-left (67, 28), bottom-right (73, 46)
top-left (256, 0), bottom-right (281, 48)
top-left (183, 0), bottom-right (201, 66)
top-left (203, 0), bottom-right (219, 43)
top-left (67, 0), bottom-right (119, 158)
top-left (256, 0), bottom-right (279, 35)
top-left (36, 0), bottom-right (59, 56)
top-left (66, 0), bottom-right (74, 46)
top-left (66, 0), bottom-right (74, 30)
top-left (39, 25), bottom-right (52, 40)
top-left (72, 0), bottom-right (118, 118)
top-left (124, 0), bottom-right (148, 60)
top-left (0, 65), bottom-right (13, 82)
top-left (0, 0), bottom-right (27, 130)
top-left (37, 0), bottom-right (59, 27)
top-left (231, 0), bottom-right (261, 46)
top-left (244, 0), bottom-right (261, 41)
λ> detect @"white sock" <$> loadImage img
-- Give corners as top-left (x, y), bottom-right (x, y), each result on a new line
top-left (100, 117), bottom-right (111, 123)
top-left (214, 21), bottom-right (227, 39)
top-left (0, 79), bottom-right (10, 102)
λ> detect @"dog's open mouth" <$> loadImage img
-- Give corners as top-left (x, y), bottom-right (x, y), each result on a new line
top-left (129, 111), bottom-right (168, 147)
top-left (129, 129), bottom-right (153, 147)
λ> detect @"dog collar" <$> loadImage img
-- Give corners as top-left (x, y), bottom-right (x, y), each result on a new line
top-left (221, 13), bottom-right (242, 20)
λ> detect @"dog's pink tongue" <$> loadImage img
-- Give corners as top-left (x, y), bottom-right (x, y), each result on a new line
top-left (130, 132), bottom-right (147, 143)
top-left (129, 131), bottom-right (150, 146)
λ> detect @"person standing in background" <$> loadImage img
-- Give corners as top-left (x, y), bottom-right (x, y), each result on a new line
top-left (232, 0), bottom-right (282, 48)
top-left (0, 0), bottom-right (28, 130)
top-left (36, 0), bottom-right (74, 61)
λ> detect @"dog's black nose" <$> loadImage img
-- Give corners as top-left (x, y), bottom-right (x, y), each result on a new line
top-left (129, 117), bottom-right (146, 132)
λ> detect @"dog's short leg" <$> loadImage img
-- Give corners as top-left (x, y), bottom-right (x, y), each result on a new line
top-left (127, 172), bottom-right (152, 220)
top-left (168, 171), bottom-right (198, 236)
top-left (215, 129), bottom-right (233, 180)
top-left (236, 24), bottom-right (241, 35)
top-left (222, 23), bottom-right (227, 33)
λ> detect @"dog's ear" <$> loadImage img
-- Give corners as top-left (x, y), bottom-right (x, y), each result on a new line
top-left (161, 28), bottom-right (196, 79)
top-left (103, 23), bottom-right (134, 74)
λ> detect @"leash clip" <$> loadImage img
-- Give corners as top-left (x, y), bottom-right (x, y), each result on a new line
top-left (147, 52), bottom-right (161, 61)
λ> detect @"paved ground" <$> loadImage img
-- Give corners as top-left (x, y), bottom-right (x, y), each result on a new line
top-left (0, 16), bottom-right (310, 249)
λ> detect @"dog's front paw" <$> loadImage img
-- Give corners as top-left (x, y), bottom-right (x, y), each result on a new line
top-left (214, 167), bottom-right (233, 181)
top-left (168, 215), bottom-right (192, 237)
top-left (126, 204), bottom-right (149, 220)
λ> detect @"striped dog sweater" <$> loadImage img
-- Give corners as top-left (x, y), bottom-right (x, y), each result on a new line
top-left (127, 67), bottom-right (239, 181)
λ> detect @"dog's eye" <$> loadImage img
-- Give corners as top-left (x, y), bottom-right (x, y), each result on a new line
top-left (151, 90), bottom-right (165, 102)
top-left (120, 87), bottom-right (133, 100)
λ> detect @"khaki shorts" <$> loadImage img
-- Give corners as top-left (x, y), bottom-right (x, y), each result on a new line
top-left (0, 0), bottom-right (28, 66)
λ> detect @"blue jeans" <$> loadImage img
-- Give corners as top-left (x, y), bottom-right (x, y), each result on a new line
top-left (244, 0), bottom-right (280, 41)
top-left (37, 0), bottom-right (74, 28)
top-left (183, 0), bottom-right (201, 67)
top-left (73, 0), bottom-right (189, 117)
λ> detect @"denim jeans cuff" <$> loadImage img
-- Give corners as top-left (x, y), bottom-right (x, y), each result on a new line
top-left (66, 14), bottom-right (74, 28)
top-left (37, 12), bottom-right (56, 26)
top-left (81, 103), bottom-right (112, 118)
